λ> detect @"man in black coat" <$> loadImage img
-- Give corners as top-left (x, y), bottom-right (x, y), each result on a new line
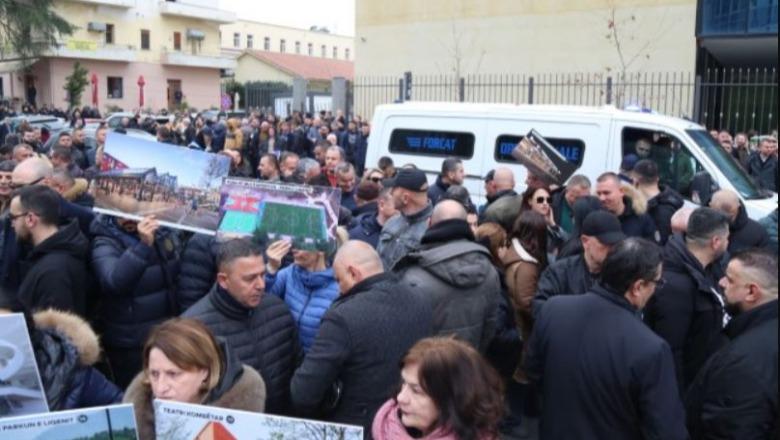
top-left (533, 210), bottom-right (625, 318)
top-left (10, 185), bottom-right (89, 315)
top-left (176, 233), bottom-right (219, 310)
top-left (746, 136), bottom-right (777, 192)
top-left (596, 172), bottom-right (658, 241)
top-left (685, 249), bottom-right (778, 439)
top-left (710, 189), bottom-right (770, 253)
top-left (427, 157), bottom-right (464, 205)
top-left (525, 238), bottom-right (687, 440)
top-left (183, 238), bottom-right (299, 415)
top-left (349, 186), bottom-right (397, 249)
top-left (644, 207), bottom-right (730, 392)
top-left (291, 240), bottom-right (432, 435)
top-left (633, 159), bottom-right (685, 245)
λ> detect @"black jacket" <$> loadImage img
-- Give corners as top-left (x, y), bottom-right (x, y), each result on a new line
top-left (17, 220), bottom-right (89, 315)
top-left (291, 272), bottom-right (432, 434)
top-left (426, 175), bottom-right (449, 205)
top-left (618, 195), bottom-right (658, 241)
top-left (728, 203), bottom-right (771, 254)
top-left (176, 233), bottom-right (219, 310)
top-left (183, 284), bottom-right (299, 414)
top-left (646, 186), bottom-right (685, 245)
top-left (685, 300), bottom-right (778, 439)
top-left (348, 213), bottom-right (382, 249)
top-left (525, 284), bottom-right (687, 440)
top-left (90, 216), bottom-right (181, 348)
top-left (532, 253), bottom-right (598, 320)
top-left (746, 151), bottom-right (777, 192)
top-left (644, 235), bottom-right (725, 391)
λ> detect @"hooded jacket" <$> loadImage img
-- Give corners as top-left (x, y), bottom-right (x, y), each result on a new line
top-left (685, 300), bottom-right (778, 439)
top-left (62, 178), bottom-right (95, 208)
top-left (32, 309), bottom-right (123, 411)
top-left (348, 212), bottom-right (383, 248)
top-left (427, 175), bottom-right (450, 205)
top-left (377, 202), bottom-right (433, 270)
top-left (643, 235), bottom-right (726, 392)
top-left (266, 264), bottom-right (340, 352)
top-left (727, 203), bottom-right (770, 254)
top-left (124, 340), bottom-right (266, 440)
top-left (90, 216), bottom-right (181, 348)
top-left (617, 186), bottom-right (658, 241)
top-left (646, 185), bottom-right (685, 245)
top-left (395, 219), bottom-right (500, 352)
top-left (17, 219), bottom-right (89, 315)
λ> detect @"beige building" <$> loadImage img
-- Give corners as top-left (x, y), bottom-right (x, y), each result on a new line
top-left (234, 51), bottom-right (353, 91)
top-left (1, 0), bottom-right (237, 112)
top-left (220, 20), bottom-right (354, 62)
top-left (355, 0), bottom-right (698, 77)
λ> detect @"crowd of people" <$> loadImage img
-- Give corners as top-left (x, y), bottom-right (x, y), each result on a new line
top-left (0, 103), bottom-right (777, 440)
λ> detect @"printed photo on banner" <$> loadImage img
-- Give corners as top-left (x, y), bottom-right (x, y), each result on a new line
top-left (217, 178), bottom-right (341, 252)
top-left (512, 129), bottom-right (578, 186)
top-left (0, 403), bottom-right (137, 439)
top-left (89, 132), bottom-right (231, 235)
top-left (154, 399), bottom-right (363, 440)
top-left (0, 314), bottom-right (48, 418)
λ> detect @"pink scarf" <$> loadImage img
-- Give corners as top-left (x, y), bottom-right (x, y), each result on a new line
top-left (372, 399), bottom-right (491, 440)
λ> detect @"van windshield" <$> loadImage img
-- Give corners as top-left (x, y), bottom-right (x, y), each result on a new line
top-left (686, 129), bottom-right (765, 200)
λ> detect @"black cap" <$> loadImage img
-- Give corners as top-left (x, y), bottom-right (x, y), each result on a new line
top-left (384, 168), bottom-right (429, 192)
top-left (581, 211), bottom-right (625, 245)
top-left (484, 169), bottom-right (496, 182)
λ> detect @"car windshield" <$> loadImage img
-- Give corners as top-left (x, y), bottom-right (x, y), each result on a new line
top-left (686, 129), bottom-right (766, 200)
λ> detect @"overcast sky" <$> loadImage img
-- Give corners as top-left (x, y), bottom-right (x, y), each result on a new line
top-left (219, 0), bottom-right (356, 36)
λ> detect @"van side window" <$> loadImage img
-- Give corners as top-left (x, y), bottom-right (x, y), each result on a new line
top-left (494, 135), bottom-right (585, 167)
top-left (622, 128), bottom-right (704, 198)
top-left (389, 129), bottom-right (475, 159)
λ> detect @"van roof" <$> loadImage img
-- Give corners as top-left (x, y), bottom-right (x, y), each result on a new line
top-left (373, 102), bottom-right (702, 131)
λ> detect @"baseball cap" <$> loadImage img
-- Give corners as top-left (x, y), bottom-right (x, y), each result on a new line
top-left (620, 154), bottom-right (639, 172)
top-left (581, 211), bottom-right (625, 245)
top-left (384, 168), bottom-right (429, 192)
top-left (484, 169), bottom-right (496, 182)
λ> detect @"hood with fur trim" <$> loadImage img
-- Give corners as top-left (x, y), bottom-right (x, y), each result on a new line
top-left (621, 183), bottom-right (648, 216)
top-left (33, 309), bottom-right (100, 366)
top-left (62, 178), bottom-right (89, 203)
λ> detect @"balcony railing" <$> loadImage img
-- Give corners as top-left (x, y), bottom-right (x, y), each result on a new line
top-left (158, 1), bottom-right (236, 24)
top-left (64, 0), bottom-right (134, 7)
top-left (49, 41), bottom-right (137, 62)
top-left (160, 47), bottom-right (236, 69)
top-left (699, 0), bottom-right (778, 36)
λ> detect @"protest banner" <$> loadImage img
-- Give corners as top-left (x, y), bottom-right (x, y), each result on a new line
top-left (218, 178), bottom-right (341, 252)
top-left (90, 133), bottom-right (231, 235)
top-left (511, 129), bottom-right (578, 186)
top-left (0, 404), bottom-right (137, 439)
top-left (0, 314), bottom-right (48, 418)
top-left (155, 399), bottom-right (363, 440)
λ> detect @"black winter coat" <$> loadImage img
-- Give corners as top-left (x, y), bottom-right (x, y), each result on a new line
top-left (291, 272), bottom-right (433, 435)
top-left (525, 284), bottom-right (687, 440)
top-left (183, 284), bottom-right (299, 414)
top-left (532, 253), bottom-right (597, 320)
top-left (176, 233), bottom-right (219, 310)
top-left (728, 203), bottom-right (771, 254)
top-left (685, 300), bottom-right (778, 439)
top-left (618, 196), bottom-right (658, 241)
top-left (644, 235), bottom-right (725, 392)
top-left (17, 220), bottom-right (89, 315)
top-left (647, 186), bottom-right (685, 245)
top-left (90, 216), bottom-right (181, 348)
top-left (746, 151), bottom-right (777, 192)
top-left (348, 213), bottom-right (382, 248)
top-left (426, 175), bottom-right (449, 205)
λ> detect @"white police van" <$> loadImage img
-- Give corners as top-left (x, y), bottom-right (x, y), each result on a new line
top-left (365, 102), bottom-right (777, 220)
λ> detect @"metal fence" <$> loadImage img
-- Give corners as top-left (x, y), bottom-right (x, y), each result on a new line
top-left (351, 68), bottom-right (777, 134)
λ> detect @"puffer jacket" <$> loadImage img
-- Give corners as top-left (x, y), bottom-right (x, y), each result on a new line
top-left (90, 215), bottom-right (181, 348)
top-left (32, 309), bottom-right (123, 411)
top-left (266, 264), bottom-right (340, 352)
top-left (176, 233), bottom-right (219, 310)
top-left (617, 186), bottom-right (658, 241)
top-left (124, 339), bottom-right (266, 440)
top-left (182, 284), bottom-right (299, 414)
top-left (728, 203), bottom-right (770, 254)
top-left (395, 219), bottom-right (500, 352)
top-left (646, 185), bottom-right (685, 245)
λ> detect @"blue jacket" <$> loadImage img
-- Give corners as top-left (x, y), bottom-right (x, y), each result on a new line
top-left (348, 213), bottom-right (382, 248)
top-left (266, 264), bottom-right (340, 352)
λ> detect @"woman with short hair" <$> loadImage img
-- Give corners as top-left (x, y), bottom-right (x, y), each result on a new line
top-left (373, 337), bottom-right (504, 440)
top-left (124, 318), bottom-right (266, 440)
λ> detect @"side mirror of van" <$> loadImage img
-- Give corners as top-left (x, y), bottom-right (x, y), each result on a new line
top-left (690, 171), bottom-right (718, 206)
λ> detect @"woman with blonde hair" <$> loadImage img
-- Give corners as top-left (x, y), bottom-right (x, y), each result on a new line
top-left (124, 318), bottom-right (266, 439)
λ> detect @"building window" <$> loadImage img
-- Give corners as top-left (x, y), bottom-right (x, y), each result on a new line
top-left (333, 46), bottom-right (338, 59)
top-left (105, 24), bottom-right (114, 44)
top-left (264, 37), bottom-right (270, 51)
top-left (247, 34), bottom-right (253, 49)
top-left (107, 77), bottom-right (123, 99)
top-left (140, 30), bottom-right (150, 50)
top-left (307, 43), bottom-right (313, 56)
top-left (280, 39), bottom-right (286, 53)
top-left (233, 32), bottom-right (240, 48)
top-left (173, 31), bottom-right (182, 51)
top-left (321, 44), bottom-right (326, 57)
top-left (295, 41), bottom-right (301, 54)
top-left (345, 48), bottom-right (350, 60)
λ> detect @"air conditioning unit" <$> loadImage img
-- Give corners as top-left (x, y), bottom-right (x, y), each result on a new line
top-left (186, 29), bottom-right (205, 40)
top-left (87, 22), bottom-right (106, 32)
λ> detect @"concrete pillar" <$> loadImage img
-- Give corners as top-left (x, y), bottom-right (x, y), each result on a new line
top-left (292, 77), bottom-right (307, 113)
top-left (331, 77), bottom-right (347, 115)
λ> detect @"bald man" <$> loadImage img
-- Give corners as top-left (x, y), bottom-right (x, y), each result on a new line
top-left (291, 240), bottom-right (432, 432)
top-left (479, 167), bottom-right (518, 220)
top-left (395, 199), bottom-right (501, 352)
top-left (710, 189), bottom-right (770, 253)
top-left (670, 206), bottom-right (695, 236)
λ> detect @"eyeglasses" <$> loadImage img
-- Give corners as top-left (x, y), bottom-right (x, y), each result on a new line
top-left (535, 196), bottom-right (552, 204)
top-left (8, 211), bottom-right (28, 221)
top-left (369, 177), bottom-right (383, 183)
top-left (9, 176), bottom-right (44, 190)
top-left (649, 277), bottom-right (667, 290)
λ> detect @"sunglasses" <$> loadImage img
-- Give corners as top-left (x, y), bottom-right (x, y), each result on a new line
top-left (535, 196), bottom-right (552, 204)
top-left (8, 211), bottom-right (28, 221)
top-left (368, 177), bottom-right (383, 183)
